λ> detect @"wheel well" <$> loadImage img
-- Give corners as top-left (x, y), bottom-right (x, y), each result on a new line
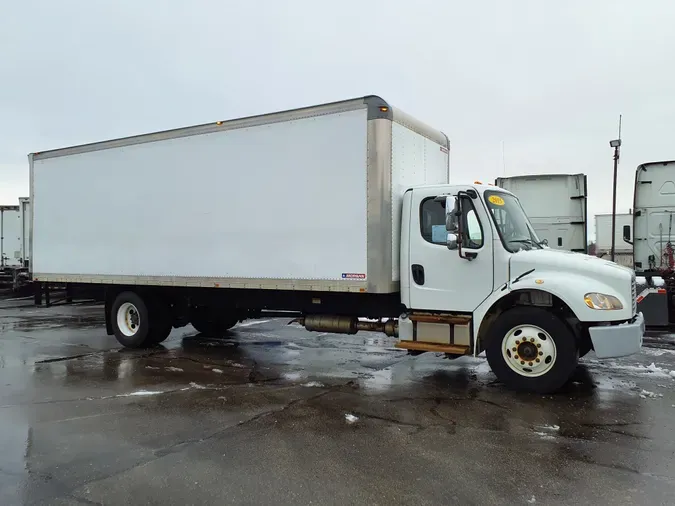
top-left (476, 289), bottom-right (581, 354)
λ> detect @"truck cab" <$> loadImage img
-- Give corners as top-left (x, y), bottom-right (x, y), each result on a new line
top-left (398, 183), bottom-right (643, 393)
top-left (628, 160), bottom-right (675, 327)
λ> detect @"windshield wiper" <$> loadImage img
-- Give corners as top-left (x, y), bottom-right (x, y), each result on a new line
top-left (509, 238), bottom-right (542, 249)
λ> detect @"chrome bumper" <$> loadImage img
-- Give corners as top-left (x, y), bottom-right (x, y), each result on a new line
top-left (588, 312), bottom-right (645, 359)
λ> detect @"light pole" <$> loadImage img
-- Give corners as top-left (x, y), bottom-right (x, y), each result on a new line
top-left (609, 138), bottom-right (621, 262)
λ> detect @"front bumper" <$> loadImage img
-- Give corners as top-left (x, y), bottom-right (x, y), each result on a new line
top-left (589, 312), bottom-right (645, 359)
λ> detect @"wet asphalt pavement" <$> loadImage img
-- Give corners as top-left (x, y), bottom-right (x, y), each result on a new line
top-left (1, 298), bottom-right (675, 505)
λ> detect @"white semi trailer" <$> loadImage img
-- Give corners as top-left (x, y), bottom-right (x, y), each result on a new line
top-left (29, 96), bottom-right (643, 393)
top-left (595, 213), bottom-right (633, 268)
top-left (495, 174), bottom-right (588, 253)
top-left (0, 205), bottom-right (21, 268)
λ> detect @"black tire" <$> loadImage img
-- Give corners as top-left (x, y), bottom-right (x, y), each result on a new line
top-left (191, 314), bottom-right (239, 336)
top-left (110, 291), bottom-right (172, 348)
top-left (578, 336), bottom-right (593, 358)
top-left (485, 306), bottom-right (578, 394)
top-left (145, 298), bottom-right (173, 345)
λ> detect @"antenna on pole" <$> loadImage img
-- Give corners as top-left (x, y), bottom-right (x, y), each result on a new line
top-left (617, 114), bottom-right (622, 164)
top-left (609, 115), bottom-right (622, 262)
top-left (501, 140), bottom-right (506, 176)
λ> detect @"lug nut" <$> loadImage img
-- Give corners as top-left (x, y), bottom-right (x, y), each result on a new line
top-left (537, 344), bottom-right (541, 348)
top-left (539, 351), bottom-right (543, 356)
top-left (515, 340), bottom-right (520, 345)
top-left (520, 361), bottom-right (525, 365)
top-left (528, 362), bottom-right (533, 366)
top-left (514, 355), bottom-right (519, 360)
top-left (536, 358), bottom-right (540, 363)
top-left (512, 347), bottom-right (517, 352)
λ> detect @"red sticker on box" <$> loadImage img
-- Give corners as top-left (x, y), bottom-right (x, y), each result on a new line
top-left (342, 273), bottom-right (366, 279)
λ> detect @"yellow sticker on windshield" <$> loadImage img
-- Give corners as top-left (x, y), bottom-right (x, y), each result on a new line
top-left (488, 195), bottom-right (505, 206)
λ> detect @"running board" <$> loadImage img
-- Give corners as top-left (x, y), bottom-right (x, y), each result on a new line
top-left (395, 341), bottom-right (470, 355)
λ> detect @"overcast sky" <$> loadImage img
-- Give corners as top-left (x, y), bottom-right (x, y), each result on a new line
top-left (2, 0), bottom-right (674, 240)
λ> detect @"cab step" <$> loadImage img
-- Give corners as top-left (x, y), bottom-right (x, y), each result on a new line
top-left (409, 313), bottom-right (472, 325)
top-left (395, 341), bottom-right (471, 355)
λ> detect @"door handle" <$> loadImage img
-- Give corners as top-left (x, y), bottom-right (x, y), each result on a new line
top-left (412, 264), bottom-right (425, 285)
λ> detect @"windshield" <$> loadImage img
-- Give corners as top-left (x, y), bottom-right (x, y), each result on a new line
top-left (484, 190), bottom-right (542, 252)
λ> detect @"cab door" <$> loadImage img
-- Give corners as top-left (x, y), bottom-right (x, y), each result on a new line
top-left (407, 187), bottom-right (494, 313)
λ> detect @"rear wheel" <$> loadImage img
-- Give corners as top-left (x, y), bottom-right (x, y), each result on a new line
top-left (111, 291), bottom-right (172, 348)
top-left (485, 306), bottom-right (578, 393)
top-left (191, 312), bottom-right (239, 336)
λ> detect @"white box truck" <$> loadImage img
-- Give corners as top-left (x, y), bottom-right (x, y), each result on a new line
top-left (29, 96), bottom-right (643, 393)
top-left (595, 213), bottom-right (633, 268)
top-left (495, 174), bottom-right (588, 253)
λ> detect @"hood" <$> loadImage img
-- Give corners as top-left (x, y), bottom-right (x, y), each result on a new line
top-left (510, 248), bottom-right (634, 290)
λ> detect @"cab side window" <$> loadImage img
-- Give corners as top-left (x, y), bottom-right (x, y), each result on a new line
top-left (420, 198), bottom-right (447, 245)
top-left (420, 196), bottom-right (483, 248)
top-left (463, 205), bottom-right (484, 248)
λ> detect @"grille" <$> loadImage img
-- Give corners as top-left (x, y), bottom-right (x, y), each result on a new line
top-left (631, 274), bottom-right (637, 315)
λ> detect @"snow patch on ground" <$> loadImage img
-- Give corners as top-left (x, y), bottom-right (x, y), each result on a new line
top-left (592, 361), bottom-right (674, 379)
top-left (302, 381), bottom-right (325, 388)
top-left (282, 372), bottom-right (303, 381)
top-left (472, 358), bottom-right (493, 375)
top-left (345, 414), bottom-right (359, 424)
top-left (189, 382), bottom-right (209, 390)
top-left (237, 319), bottom-right (271, 328)
top-left (118, 390), bottom-right (164, 397)
top-left (639, 389), bottom-right (664, 399)
top-left (211, 368), bottom-right (224, 374)
top-left (165, 367), bottom-right (183, 372)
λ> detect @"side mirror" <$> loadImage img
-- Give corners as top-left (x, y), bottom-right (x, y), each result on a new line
top-left (444, 195), bottom-right (459, 232)
top-left (446, 232), bottom-right (458, 250)
top-left (623, 224), bottom-right (631, 243)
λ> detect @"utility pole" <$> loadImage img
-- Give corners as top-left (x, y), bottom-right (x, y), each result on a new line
top-left (609, 115), bottom-right (622, 262)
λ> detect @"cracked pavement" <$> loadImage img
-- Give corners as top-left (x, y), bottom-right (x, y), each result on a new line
top-left (1, 299), bottom-right (675, 505)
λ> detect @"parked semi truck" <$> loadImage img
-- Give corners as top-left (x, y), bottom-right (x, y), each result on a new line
top-left (595, 213), bottom-right (633, 268)
top-left (495, 174), bottom-right (588, 253)
top-left (29, 96), bottom-right (643, 393)
top-left (624, 160), bottom-right (675, 327)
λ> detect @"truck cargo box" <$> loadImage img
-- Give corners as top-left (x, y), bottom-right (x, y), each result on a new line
top-left (30, 96), bottom-right (450, 294)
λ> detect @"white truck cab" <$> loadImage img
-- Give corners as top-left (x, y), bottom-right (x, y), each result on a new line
top-left (397, 182), bottom-right (643, 392)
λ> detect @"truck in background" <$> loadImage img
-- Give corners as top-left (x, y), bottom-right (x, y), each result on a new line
top-left (0, 204), bottom-right (21, 289)
top-left (624, 160), bottom-right (675, 327)
top-left (29, 96), bottom-right (643, 393)
top-left (19, 197), bottom-right (30, 269)
top-left (0, 199), bottom-right (32, 291)
top-left (595, 213), bottom-right (633, 268)
top-left (495, 174), bottom-right (588, 253)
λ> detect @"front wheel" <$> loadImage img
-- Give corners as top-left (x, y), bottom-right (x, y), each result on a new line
top-left (485, 307), bottom-right (578, 394)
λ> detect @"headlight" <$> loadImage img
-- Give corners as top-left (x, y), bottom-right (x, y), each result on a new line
top-left (584, 293), bottom-right (623, 310)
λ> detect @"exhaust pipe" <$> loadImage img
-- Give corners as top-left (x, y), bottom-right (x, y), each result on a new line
top-left (290, 315), bottom-right (398, 337)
